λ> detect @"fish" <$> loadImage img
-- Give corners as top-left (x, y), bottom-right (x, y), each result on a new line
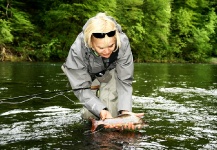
top-left (91, 112), bottom-right (148, 132)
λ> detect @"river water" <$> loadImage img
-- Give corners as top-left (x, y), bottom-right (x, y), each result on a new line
top-left (0, 62), bottom-right (216, 149)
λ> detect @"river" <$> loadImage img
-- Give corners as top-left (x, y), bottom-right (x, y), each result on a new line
top-left (0, 62), bottom-right (216, 149)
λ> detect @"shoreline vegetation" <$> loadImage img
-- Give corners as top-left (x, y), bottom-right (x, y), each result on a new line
top-left (0, 47), bottom-right (33, 62)
top-left (1, 1), bottom-right (217, 63)
top-left (1, 47), bottom-right (217, 64)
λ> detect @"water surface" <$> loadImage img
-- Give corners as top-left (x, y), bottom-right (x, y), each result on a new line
top-left (0, 62), bottom-right (216, 149)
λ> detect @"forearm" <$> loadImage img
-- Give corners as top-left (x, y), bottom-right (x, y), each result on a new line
top-left (62, 65), bottom-right (106, 117)
top-left (73, 89), bottom-right (106, 117)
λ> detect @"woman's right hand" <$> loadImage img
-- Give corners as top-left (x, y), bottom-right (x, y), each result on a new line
top-left (100, 109), bottom-right (113, 120)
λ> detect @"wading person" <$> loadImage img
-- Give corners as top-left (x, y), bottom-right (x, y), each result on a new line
top-left (62, 13), bottom-right (143, 126)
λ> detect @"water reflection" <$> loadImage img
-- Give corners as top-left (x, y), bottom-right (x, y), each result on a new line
top-left (86, 131), bottom-right (144, 149)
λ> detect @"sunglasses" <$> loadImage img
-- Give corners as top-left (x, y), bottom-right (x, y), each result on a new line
top-left (92, 30), bottom-right (116, 38)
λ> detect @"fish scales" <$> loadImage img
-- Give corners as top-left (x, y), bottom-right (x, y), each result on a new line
top-left (91, 113), bottom-right (147, 132)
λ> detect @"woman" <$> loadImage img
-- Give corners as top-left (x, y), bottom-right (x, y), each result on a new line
top-left (62, 13), bottom-right (142, 123)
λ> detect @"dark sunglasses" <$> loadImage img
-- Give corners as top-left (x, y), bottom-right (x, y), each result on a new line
top-left (92, 30), bottom-right (116, 38)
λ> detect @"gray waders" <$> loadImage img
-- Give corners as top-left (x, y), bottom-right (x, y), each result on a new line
top-left (81, 68), bottom-right (118, 119)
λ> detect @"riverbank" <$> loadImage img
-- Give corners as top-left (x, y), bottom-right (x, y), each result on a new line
top-left (209, 57), bottom-right (217, 64)
top-left (1, 49), bottom-right (217, 64)
top-left (0, 48), bottom-right (33, 62)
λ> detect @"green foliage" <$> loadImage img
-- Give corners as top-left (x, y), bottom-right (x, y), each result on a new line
top-left (39, 0), bottom-right (117, 60)
top-left (170, 0), bottom-right (217, 62)
top-left (115, 0), bottom-right (146, 62)
top-left (142, 0), bottom-right (171, 61)
top-left (41, 3), bottom-right (88, 60)
top-left (10, 8), bottom-right (34, 31)
top-left (0, 0), bottom-right (37, 61)
top-left (0, 0), bottom-right (216, 62)
top-left (34, 38), bottom-right (67, 61)
top-left (82, 0), bottom-right (116, 18)
top-left (0, 19), bottom-right (13, 44)
top-left (189, 8), bottom-right (217, 62)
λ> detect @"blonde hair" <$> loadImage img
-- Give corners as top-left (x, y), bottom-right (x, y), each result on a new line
top-left (83, 13), bottom-right (121, 50)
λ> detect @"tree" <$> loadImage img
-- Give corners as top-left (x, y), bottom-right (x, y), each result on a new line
top-left (170, 0), bottom-right (217, 62)
top-left (142, 0), bottom-right (171, 62)
top-left (0, 0), bottom-right (216, 62)
top-left (39, 0), bottom-right (117, 60)
top-left (0, 0), bottom-right (36, 60)
top-left (115, 0), bottom-right (146, 62)
top-left (0, 19), bottom-right (13, 44)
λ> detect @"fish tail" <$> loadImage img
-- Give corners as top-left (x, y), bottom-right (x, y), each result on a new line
top-left (91, 119), bottom-right (98, 132)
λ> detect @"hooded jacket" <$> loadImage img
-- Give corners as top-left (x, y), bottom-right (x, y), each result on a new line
top-left (62, 16), bottom-right (134, 117)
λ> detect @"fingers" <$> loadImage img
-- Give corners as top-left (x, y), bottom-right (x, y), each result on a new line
top-left (122, 122), bottom-right (135, 130)
top-left (100, 109), bottom-right (113, 120)
top-left (105, 123), bottom-right (137, 130)
top-left (127, 122), bottom-right (134, 130)
top-left (135, 113), bottom-right (144, 118)
top-left (104, 124), bottom-right (115, 129)
top-left (100, 110), bottom-right (105, 120)
top-left (101, 117), bottom-right (105, 121)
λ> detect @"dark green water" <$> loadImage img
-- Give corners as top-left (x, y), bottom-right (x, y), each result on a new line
top-left (0, 62), bottom-right (216, 149)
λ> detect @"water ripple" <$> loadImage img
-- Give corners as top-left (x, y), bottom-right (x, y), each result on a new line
top-left (0, 106), bottom-right (81, 145)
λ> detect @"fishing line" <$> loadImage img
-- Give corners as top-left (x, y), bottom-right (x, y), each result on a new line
top-left (0, 89), bottom-right (71, 101)
top-left (0, 89), bottom-right (75, 105)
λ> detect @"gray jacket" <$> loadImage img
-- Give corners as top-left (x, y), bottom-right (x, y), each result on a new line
top-left (63, 17), bottom-right (134, 117)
